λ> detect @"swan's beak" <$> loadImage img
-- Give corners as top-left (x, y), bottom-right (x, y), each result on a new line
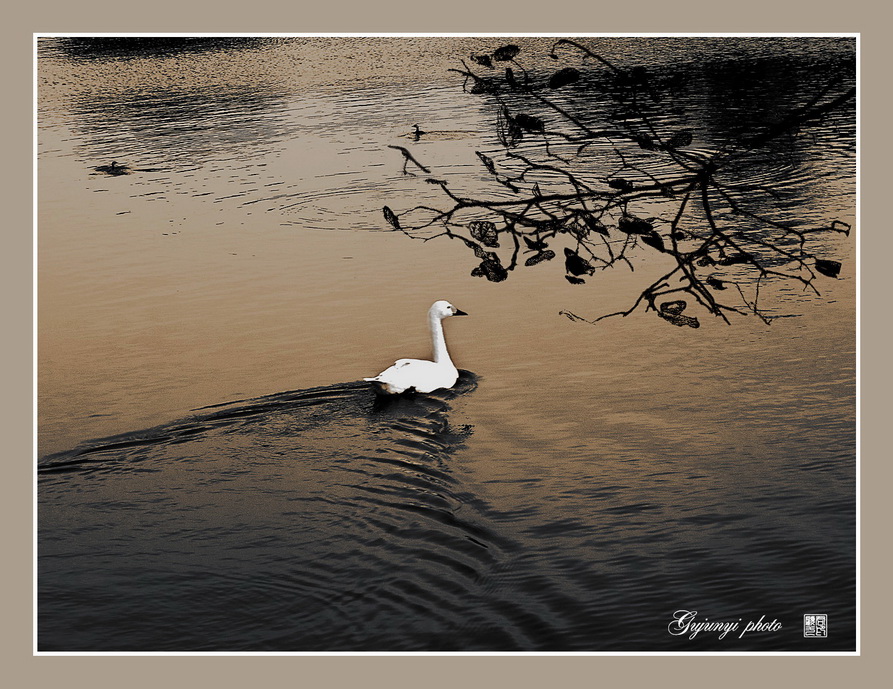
top-left (454, 308), bottom-right (468, 316)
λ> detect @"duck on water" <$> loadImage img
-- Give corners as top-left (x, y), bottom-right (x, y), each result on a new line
top-left (365, 300), bottom-right (468, 395)
top-left (94, 161), bottom-right (131, 176)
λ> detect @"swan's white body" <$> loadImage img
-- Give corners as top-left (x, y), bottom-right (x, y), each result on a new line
top-left (364, 300), bottom-right (468, 395)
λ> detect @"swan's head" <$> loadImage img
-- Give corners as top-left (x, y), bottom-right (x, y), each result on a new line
top-left (430, 300), bottom-right (468, 319)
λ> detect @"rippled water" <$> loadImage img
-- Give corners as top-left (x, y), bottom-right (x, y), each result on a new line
top-left (38, 36), bottom-right (856, 652)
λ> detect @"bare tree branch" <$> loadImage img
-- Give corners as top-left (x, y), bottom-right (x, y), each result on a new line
top-left (384, 41), bottom-right (855, 328)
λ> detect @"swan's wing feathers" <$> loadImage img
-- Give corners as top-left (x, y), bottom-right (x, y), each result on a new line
top-left (364, 359), bottom-right (425, 394)
top-left (365, 357), bottom-right (456, 395)
top-left (365, 359), bottom-right (414, 380)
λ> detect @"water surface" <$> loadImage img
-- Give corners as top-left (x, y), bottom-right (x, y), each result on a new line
top-left (38, 36), bottom-right (856, 652)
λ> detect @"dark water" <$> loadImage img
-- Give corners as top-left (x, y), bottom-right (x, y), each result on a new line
top-left (38, 36), bottom-right (856, 652)
top-left (40, 375), bottom-right (499, 651)
top-left (38, 363), bottom-right (856, 651)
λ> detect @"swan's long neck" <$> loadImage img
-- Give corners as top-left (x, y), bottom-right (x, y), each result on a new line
top-left (429, 312), bottom-right (452, 365)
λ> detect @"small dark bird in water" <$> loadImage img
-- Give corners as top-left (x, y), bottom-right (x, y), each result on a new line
top-left (94, 161), bottom-right (130, 176)
top-left (412, 124), bottom-right (426, 141)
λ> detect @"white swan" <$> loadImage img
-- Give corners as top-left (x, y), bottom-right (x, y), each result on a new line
top-left (364, 300), bottom-right (468, 395)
